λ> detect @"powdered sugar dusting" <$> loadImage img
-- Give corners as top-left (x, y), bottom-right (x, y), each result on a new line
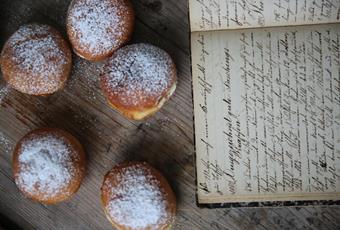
top-left (1, 24), bottom-right (69, 95)
top-left (0, 131), bottom-right (12, 154)
top-left (67, 0), bottom-right (131, 57)
top-left (66, 57), bottom-right (103, 101)
top-left (101, 43), bottom-right (176, 107)
top-left (16, 133), bottom-right (79, 199)
top-left (104, 163), bottom-right (168, 229)
top-left (0, 85), bottom-right (10, 105)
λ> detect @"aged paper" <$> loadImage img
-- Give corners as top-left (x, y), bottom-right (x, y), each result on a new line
top-left (189, 0), bottom-right (340, 32)
top-left (192, 24), bottom-right (340, 203)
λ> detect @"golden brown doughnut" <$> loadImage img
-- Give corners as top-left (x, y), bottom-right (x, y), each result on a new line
top-left (12, 128), bottom-right (86, 204)
top-left (0, 24), bottom-right (72, 96)
top-left (101, 162), bottom-right (176, 230)
top-left (100, 43), bottom-right (177, 120)
top-left (66, 0), bottom-right (135, 61)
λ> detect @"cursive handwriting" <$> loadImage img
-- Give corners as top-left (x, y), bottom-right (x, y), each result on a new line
top-left (193, 24), bottom-right (340, 199)
top-left (190, 0), bottom-right (340, 32)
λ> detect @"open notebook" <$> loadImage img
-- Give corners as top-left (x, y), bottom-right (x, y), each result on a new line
top-left (189, 0), bottom-right (340, 206)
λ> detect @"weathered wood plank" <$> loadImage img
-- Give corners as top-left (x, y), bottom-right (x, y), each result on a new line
top-left (0, 0), bottom-right (339, 229)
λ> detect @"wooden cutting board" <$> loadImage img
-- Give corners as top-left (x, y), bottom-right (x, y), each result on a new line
top-left (0, 0), bottom-right (339, 229)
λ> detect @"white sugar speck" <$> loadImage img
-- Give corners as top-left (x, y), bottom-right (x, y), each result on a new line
top-left (0, 85), bottom-right (10, 105)
top-left (66, 57), bottom-right (103, 101)
top-left (0, 131), bottom-right (11, 153)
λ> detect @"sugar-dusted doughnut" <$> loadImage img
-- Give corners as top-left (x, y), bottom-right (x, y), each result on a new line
top-left (100, 43), bottom-right (177, 120)
top-left (12, 128), bottom-right (86, 204)
top-left (0, 24), bottom-right (72, 95)
top-left (66, 0), bottom-right (134, 61)
top-left (101, 162), bottom-right (176, 229)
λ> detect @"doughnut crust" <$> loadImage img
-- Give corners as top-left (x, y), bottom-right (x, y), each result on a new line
top-left (101, 162), bottom-right (176, 230)
top-left (12, 128), bottom-right (86, 204)
top-left (100, 43), bottom-right (177, 120)
top-left (0, 24), bottom-right (72, 95)
top-left (66, 0), bottom-right (135, 61)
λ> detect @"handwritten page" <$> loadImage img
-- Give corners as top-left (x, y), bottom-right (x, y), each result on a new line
top-left (189, 0), bottom-right (340, 32)
top-left (192, 24), bottom-right (340, 203)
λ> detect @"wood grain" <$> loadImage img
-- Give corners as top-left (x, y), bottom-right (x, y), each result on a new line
top-left (0, 0), bottom-right (339, 229)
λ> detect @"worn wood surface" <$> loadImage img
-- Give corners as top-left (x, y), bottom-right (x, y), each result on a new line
top-left (0, 0), bottom-right (339, 229)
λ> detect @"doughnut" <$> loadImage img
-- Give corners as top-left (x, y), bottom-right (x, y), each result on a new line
top-left (0, 24), bottom-right (72, 95)
top-left (66, 0), bottom-right (135, 61)
top-left (12, 128), bottom-right (86, 204)
top-left (101, 162), bottom-right (176, 230)
top-left (100, 43), bottom-right (177, 120)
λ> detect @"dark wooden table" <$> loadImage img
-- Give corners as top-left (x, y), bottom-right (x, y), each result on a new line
top-left (0, 0), bottom-right (339, 229)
